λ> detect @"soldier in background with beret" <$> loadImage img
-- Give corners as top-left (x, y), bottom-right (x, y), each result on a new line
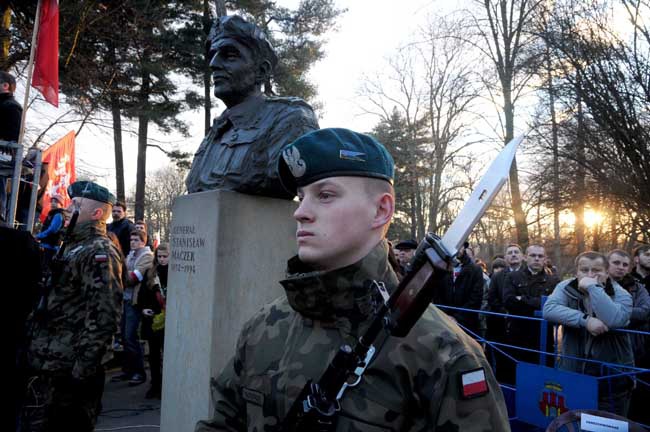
top-left (20, 181), bottom-right (123, 432)
top-left (196, 128), bottom-right (509, 431)
top-left (185, 15), bottom-right (319, 199)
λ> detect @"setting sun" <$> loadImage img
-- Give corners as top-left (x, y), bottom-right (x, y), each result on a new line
top-left (584, 209), bottom-right (604, 228)
top-left (559, 209), bottom-right (604, 229)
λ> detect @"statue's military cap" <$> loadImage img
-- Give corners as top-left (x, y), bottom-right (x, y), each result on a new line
top-left (68, 181), bottom-right (116, 205)
top-left (278, 128), bottom-right (395, 195)
top-left (208, 15), bottom-right (278, 70)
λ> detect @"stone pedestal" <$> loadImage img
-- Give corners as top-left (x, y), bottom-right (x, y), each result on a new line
top-left (160, 190), bottom-right (297, 432)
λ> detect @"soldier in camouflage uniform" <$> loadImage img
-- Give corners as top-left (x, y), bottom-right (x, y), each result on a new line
top-left (196, 128), bottom-right (510, 431)
top-left (20, 181), bottom-right (123, 432)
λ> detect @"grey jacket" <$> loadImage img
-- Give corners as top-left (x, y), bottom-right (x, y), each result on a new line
top-left (542, 278), bottom-right (633, 383)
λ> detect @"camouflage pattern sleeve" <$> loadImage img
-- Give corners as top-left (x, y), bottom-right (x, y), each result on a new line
top-left (434, 350), bottom-right (511, 431)
top-left (195, 324), bottom-right (248, 431)
top-left (71, 241), bottom-right (123, 380)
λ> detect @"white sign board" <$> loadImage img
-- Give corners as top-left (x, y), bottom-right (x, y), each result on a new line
top-left (581, 413), bottom-right (629, 432)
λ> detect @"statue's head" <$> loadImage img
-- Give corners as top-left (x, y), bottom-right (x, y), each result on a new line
top-left (207, 15), bottom-right (278, 107)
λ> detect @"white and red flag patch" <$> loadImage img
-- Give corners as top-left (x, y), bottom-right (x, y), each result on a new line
top-left (460, 368), bottom-right (489, 399)
top-left (94, 254), bottom-right (108, 263)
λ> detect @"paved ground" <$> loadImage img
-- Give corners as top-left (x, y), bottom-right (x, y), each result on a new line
top-left (95, 367), bottom-right (161, 432)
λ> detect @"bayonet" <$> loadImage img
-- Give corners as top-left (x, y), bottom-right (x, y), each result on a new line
top-left (281, 136), bottom-right (523, 431)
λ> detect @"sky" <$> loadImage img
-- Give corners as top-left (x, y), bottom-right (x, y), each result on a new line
top-left (15, 0), bottom-right (474, 195)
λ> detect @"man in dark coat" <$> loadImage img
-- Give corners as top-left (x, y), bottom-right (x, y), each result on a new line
top-left (0, 71), bottom-right (22, 222)
top-left (486, 243), bottom-right (524, 383)
top-left (107, 201), bottom-right (134, 256)
top-left (631, 245), bottom-right (650, 289)
top-left (0, 71), bottom-right (21, 142)
top-left (503, 244), bottom-right (559, 366)
top-left (437, 243), bottom-right (484, 337)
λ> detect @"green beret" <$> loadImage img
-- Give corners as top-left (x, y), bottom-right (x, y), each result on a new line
top-left (67, 181), bottom-right (116, 205)
top-left (208, 15), bottom-right (278, 70)
top-left (278, 128), bottom-right (395, 195)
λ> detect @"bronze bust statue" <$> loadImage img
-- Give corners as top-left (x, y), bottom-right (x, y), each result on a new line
top-left (186, 15), bottom-right (319, 199)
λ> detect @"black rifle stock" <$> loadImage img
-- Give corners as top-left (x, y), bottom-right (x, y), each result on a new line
top-left (281, 233), bottom-right (454, 431)
top-left (34, 209), bottom-right (79, 320)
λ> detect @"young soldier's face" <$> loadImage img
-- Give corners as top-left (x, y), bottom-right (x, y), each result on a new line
top-left (294, 177), bottom-right (379, 271)
top-left (576, 257), bottom-right (607, 284)
top-left (608, 253), bottom-right (630, 281)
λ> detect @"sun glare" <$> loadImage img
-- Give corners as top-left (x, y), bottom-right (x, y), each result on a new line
top-left (584, 209), bottom-right (604, 228)
top-left (558, 209), bottom-right (604, 229)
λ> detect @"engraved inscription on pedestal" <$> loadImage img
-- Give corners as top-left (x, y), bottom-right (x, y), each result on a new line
top-left (170, 225), bottom-right (206, 276)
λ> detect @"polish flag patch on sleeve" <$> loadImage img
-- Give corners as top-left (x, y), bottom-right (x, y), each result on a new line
top-left (94, 254), bottom-right (108, 263)
top-left (460, 368), bottom-right (489, 399)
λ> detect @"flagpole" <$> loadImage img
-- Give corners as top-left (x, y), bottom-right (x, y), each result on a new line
top-left (17, 0), bottom-right (42, 147)
top-left (6, 0), bottom-right (42, 228)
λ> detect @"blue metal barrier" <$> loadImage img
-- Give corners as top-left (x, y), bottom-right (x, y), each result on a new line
top-left (433, 303), bottom-right (650, 431)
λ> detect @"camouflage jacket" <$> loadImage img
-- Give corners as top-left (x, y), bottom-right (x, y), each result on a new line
top-left (27, 220), bottom-right (123, 379)
top-left (196, 240), bottom-right (510, 431)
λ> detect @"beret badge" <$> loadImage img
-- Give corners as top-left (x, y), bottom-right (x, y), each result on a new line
top-left (282, 146), bottom-right (306, 178)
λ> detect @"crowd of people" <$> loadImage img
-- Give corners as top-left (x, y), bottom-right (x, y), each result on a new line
top-left (391, 239), bottom-right (650, 422)
top-left (37, 199), bottom-right (169, 400)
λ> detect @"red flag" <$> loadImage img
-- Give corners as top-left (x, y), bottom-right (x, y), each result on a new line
top-left (31, 0), bottom-right (59, 107)
top-left (40, 131), bottom-right (76, 222)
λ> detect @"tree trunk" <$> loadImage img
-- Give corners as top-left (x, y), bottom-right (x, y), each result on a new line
top-left (409, 190), bottom-right (417, 240)
top-left (203, 0), bottom-right (212, 132)
top-left (503, 83), bottom-right (529, 248)
top-left (547, 47), bottom-right (562, 269)
top-left (135, 63), bottom-right (151, 221)
top-left (108, 42), bottom-right (125, 202)
top-left (416, 181), bottom-right (425, 240)
top-left (215, 0), bottom-right (226, 17)
top-left (574, 89), bottom-right (586, 254)
top-left (110, 95), bottom-right (125, 203)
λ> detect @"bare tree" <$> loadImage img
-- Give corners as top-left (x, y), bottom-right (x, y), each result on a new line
top-left (143, 164), bottom-right (188, 242)
top-left (419, 16), bottom-right (481, 233)
top-left (361, 14), bottom-right (481, 239)
top-left (469, 0), bottom-right (543, 247)
top-left (542, 0), bottom-right (650, 239)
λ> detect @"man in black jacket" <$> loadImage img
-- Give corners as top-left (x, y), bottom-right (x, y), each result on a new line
top-left (0, 71), bottom-right (21, 142)
top-left (486, 243), bottom-right (523, 383)
top-left (503, 244), bottom-right (559, 367)
top-left (437, 244), bottom-right (484, 337)
top-left (632, 245), bottom-right (650, 289)
top-left (0, 71), bottom-right (22, 222)
top-left (107, 201), bottom-right (134, 256)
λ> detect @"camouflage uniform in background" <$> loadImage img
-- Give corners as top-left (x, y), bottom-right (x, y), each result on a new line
top-left (21, 220), bottom-right (123, 432)
top-left (196, 240), bottom-right (510, 431)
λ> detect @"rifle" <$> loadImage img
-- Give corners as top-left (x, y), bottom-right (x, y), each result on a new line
top-left (280, 136), bottom-right (523, 431)
top-left (17, 209), bottom-right (79, 378)
top-left (33, 208), bottom-right (80, 321)
top-left (280, 234), bottom-right (453, 431)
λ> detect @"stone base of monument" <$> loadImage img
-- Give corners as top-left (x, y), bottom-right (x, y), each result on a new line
top-left (160, 190), bottom-right (297, 432)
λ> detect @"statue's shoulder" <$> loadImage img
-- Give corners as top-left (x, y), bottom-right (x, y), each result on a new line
top-left (265, 96), bottom-right (314, 112)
